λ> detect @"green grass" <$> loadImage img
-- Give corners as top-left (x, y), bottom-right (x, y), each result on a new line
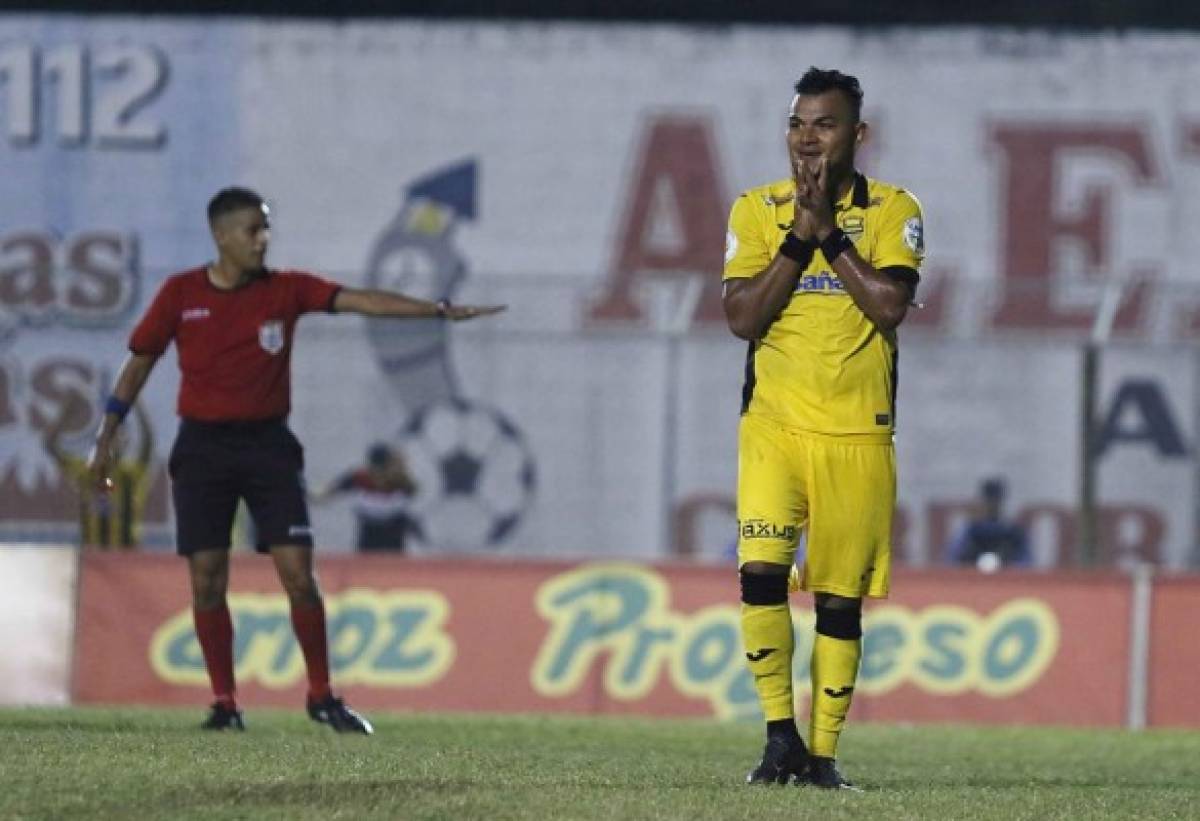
top-left (1, 707), bottom-right (1197, 820)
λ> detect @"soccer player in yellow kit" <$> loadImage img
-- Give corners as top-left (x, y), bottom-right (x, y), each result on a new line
top-left (723, 68), bottom-right (924, 790)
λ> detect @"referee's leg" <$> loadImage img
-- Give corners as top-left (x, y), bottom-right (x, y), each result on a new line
top-left (188, 549), bottom-right (239, 718)
top-left (269, 544), bottom-right (372, 734)
top-left (269, 543), bottom-right (334, 705)
top-left (171, 421), bottom-right (242, 725)
top-left (249, 424), bottom-right (373, 733)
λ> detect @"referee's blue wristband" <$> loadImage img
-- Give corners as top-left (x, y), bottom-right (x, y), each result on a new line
top-left (104, 396), bottom-right (131, 422)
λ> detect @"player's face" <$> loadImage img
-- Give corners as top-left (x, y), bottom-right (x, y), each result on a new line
top-left (213, 205), bottom-right (271, 272)
top-left (786, 90), bottom-right (865, 183)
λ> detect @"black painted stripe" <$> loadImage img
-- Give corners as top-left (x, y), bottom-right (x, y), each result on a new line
top-left (740, 340), bottom-right (757, 414)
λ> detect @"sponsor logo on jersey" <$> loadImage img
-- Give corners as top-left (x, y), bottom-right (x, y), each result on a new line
top-left (182, 307), bottom-right (210, 321)
top-left (740, 518), bottom-right (797, 541)
top-left (724, 230), bottom-right (739, 264)
top-left (795, 272), bottom-right (846, 294)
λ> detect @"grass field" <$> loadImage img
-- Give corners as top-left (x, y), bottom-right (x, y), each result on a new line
top-left (2, 707), bottom-right (1198, 820)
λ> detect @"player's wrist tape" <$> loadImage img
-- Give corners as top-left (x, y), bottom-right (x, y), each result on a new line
top-left (778, 234), bottom-right (816, 265)
top-left (435, 299), bottom-right (450, 318)
top-left (819, 227), bottom-right (854, 262)
top-left (104, 396), bottom-right (131, 422)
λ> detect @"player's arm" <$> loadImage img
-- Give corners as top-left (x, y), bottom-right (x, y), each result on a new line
top-left (822, 245), bottom-right (913, 331)
top-left (87, 353), bottom-right (160, 488)
top-left (722, 193), bottom-right (816, 341)
top-left (723, 254), bottom-right (808, 341)
top-left (333, 288), bottom-right (505, 321)
top-left (796, 161), bottom-right (919, 332)
top-left (389, 453), bottom-right (418, 496)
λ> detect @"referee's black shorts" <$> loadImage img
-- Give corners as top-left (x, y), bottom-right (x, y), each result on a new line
top-left (168, 417), bottom-right (314, 555)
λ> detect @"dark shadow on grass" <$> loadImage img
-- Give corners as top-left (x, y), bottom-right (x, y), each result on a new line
top-left (0, 717), bottom-right (158, 734)
top-left (147, 775), bottom-right (727, 811)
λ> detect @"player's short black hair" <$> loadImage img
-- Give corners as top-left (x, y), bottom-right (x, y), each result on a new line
top-left (794, 67), bottom-right (864, 122)
top-left (207, 187), bottom-right (266, 225)
top-left (368, 443), bottom-right (392, 469)
top-left (981, 477), bottom-right (1007, 500)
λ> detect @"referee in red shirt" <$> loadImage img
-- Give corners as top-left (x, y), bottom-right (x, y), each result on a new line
top-left (86, 187), bottom-right (503, 732)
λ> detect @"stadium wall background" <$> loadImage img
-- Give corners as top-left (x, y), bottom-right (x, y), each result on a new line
top-left (5, 547), bottom-right (1199, 728)
top-left (7, 0), bottom-right (1200, 29)
top-left (3, 16), bottom-right (1200, 568)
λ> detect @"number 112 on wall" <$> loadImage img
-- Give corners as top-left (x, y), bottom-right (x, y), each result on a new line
top-left (0, 42), bottom-right (168, 149)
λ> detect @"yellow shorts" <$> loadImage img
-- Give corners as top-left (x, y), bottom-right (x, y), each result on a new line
top-left (736, 414), bottom-right (894, 599)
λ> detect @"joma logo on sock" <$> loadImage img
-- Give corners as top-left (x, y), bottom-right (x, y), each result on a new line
top-left (740, 519), bottom-right (797, 541)
top-left (823, 686), bottom-right (854, 699)
top-left (746, 648), bottom-right (777, 662)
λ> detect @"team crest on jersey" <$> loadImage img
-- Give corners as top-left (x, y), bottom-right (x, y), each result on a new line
top-left (724, 230), bottom-right (739, 264)
top-left (904, 217), bottom-right (925, 254)
top-left (258, 320), bottom-right (285, 355)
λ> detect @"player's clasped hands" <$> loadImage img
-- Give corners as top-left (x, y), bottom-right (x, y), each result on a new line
top-left (791, 158), bottom-right (836, 240)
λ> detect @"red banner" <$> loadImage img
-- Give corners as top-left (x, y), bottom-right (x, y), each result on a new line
top-left (72, 554), bottom-right (1198, 727)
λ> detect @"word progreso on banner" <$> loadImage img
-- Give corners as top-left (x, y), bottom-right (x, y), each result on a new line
top-left (531, 565), bottom-right (1061, 719)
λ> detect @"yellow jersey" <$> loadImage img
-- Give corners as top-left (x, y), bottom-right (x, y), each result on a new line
top-left (723, 172), bottom-right (924, 438)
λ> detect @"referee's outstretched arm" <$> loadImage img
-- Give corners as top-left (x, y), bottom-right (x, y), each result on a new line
top-left (332, 287), bottom-right (505, 321)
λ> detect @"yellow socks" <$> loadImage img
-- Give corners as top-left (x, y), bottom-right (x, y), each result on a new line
top-left (741, 602), bottom-right (796, 721)
top-left (808, 606), bottom-right (863, 758)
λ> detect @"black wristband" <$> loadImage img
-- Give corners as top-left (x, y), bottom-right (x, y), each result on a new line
top-left (778, 234), bottom-right (816, 265)
top-left (819, 228), bottom-right (854, 263)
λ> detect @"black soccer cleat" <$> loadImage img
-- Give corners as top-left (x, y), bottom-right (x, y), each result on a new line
top-left (804, 756), bottom-right (862, 791)
top-left (200, 701), bottom-right (245, 731)
top-left (745, 734), bottom-right (809, 785)
top-left (307, 695), bottom-right (374, 735)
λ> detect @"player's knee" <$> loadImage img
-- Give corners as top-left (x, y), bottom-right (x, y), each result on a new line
top-left (815, 603), bottom-right (863, 640)
top-left (739, 569), bottom-right (789, 605)
top-left (191, 587), bottom-right (226, 610)
top-left (279, 572), bottom-right (321, 604)
top-left (189, 572), bottom-right (227, 606)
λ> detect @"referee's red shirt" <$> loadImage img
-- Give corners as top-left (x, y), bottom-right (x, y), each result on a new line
top-left (129, 267), bottom-right (341, 421)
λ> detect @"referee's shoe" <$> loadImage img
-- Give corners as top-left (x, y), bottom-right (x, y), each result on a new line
top-left (307, 695), bottom-right (374, 735)
top-left (200, 701), bottom-right (245, 731)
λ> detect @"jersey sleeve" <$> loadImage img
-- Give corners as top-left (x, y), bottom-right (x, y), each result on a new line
top-left (291, 271), bottom-right (342, 314)
top-left (722, 194), bottom-right (772, 281)
top-left (871, 190), bottom-right (926, 272)
top-left (128, 277), bottom-right (181, 356)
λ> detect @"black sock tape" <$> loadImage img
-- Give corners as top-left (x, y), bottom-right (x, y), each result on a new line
top-left (740, 571), bottom-right (789, 605)
top-left (815, 604), bottom-right (863, 640)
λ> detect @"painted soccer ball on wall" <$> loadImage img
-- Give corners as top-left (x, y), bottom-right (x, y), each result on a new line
top-left (398, 398), bottom-right (537, 551)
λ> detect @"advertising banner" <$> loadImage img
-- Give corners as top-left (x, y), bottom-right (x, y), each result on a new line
top-left (72, 553), bottom-right (1187, 727)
